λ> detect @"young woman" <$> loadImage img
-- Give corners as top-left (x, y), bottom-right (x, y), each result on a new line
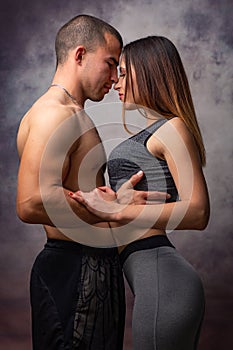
top-left (70, 36), bottom-right (210, 349)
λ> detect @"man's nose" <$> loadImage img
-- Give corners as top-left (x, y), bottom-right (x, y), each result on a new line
top-left (111, 67), bottom-right (119, 84)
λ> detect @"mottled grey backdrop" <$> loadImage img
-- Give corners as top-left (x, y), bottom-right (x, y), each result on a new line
top-left (0, 0), bottom-right (232, 349)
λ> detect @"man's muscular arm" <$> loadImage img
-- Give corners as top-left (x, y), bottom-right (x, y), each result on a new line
top-left (17, 105), bottom-right (102, 228)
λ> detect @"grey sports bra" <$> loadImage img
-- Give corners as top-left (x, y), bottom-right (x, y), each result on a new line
top-left (108, 118), bottom-right (178, 203)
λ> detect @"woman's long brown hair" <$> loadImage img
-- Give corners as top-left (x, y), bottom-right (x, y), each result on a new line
top-left (122, 36), bottom-right (206, 166)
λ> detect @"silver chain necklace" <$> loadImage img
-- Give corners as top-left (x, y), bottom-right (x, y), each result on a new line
top-left (50, 84), bottom-right (80, 106)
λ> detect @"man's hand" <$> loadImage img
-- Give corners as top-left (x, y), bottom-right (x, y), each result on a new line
top-left (70, 185), bottom-right (117, 203)
top-left (117, 170), bottom-right (171, 205)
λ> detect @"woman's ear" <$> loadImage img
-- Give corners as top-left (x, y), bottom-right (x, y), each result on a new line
top-left (75, 46), bottom-right (86, 64)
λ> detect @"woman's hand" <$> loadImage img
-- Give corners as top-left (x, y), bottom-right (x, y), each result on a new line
top-left (67, 171), bottom-right (146, 221)
top-left (69, 188), bottom-right (122, 221)
top-left (68, 170), bottom-right (170, 222)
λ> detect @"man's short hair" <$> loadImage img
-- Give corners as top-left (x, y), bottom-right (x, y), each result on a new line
top-left (55, 14), bottom-right (123, 65)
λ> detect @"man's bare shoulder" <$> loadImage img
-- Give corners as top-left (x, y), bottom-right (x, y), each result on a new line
top-left (17, 92), bottom-right (91, 157)
top-left (19, 89), bottom-right (98, 139)
top-left (17, 93), bottom-right (96, 158)
top-left (25, 93), bottom-right (78, 127)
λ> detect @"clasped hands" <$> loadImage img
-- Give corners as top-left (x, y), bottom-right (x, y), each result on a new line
top-left (69, 170), bottom-right (170, 221)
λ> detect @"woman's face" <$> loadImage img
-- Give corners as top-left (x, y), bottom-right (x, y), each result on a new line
top-left (114, 56), bottom-right (139, 109)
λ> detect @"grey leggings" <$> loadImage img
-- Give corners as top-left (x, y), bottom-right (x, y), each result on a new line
top-left (121, 236), bottom-right (205, 350)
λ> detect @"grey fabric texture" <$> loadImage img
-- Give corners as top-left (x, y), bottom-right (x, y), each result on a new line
top-left (108, 118), bottom-right (178, 202)
top-left (123, 245), bottom-right (205, 350)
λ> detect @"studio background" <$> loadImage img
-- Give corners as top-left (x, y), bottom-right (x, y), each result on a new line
top-left (0, 0), bottom-right (232, 349)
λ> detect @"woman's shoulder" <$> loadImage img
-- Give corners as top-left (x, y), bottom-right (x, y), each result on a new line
top-left (167, 116), bottom-right (187, 129)
top-left (152, 116), bottom-right (197, 156)
top-left (163, 117), bottom-right (194, 142)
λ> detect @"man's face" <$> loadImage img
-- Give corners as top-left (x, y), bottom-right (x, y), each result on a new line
top-left (81, 33), bottom-right (122, 102)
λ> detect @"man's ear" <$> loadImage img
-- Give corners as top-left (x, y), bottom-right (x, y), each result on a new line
top-left (75, 46), bottom-right (86, 64)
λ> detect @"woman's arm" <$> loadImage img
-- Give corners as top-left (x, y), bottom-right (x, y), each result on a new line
top-left (71, 118), bottom-right (210, 231)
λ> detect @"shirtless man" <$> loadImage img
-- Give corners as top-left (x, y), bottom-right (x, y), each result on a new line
top-left (16, 15), bottom-right (167, 349)
top-left (16, 15), bottom-right (127, 350)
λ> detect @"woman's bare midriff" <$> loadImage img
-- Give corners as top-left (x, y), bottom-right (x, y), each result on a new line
top-left (117, 228), bottom-right (166, 253)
